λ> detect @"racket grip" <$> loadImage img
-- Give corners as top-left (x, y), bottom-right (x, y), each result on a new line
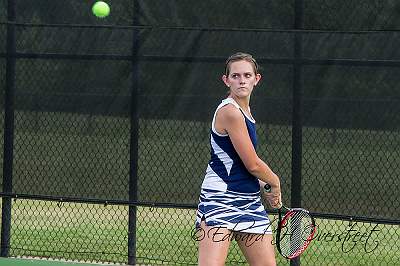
top-left (264, 184), bottom-right (272, 192)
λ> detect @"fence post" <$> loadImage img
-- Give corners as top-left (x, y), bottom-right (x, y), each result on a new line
top-left (128, 1), bottom-right (140, 265)
top-left (291, 0), bottom-right (304, 266)
top-left (1, 0), bottom-right (16, 258)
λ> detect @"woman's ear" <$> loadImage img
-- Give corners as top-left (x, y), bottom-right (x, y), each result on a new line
top-left (222, 75), bottom-right (230, 87)
top-left (254, 73), bottom-right (262, 86)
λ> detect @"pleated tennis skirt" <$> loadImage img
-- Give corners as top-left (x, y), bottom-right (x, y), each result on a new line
top-left (195, 188), bottom-right (272, 234)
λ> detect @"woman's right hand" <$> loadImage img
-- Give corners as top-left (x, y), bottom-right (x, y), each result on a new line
top-left (264, 185), bottom-right (282, 209)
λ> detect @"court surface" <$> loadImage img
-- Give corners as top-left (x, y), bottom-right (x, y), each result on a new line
top-left (0, 257), bottom-right (123, 266)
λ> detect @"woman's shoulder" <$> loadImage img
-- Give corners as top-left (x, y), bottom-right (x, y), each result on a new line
top-left (217, 102), bottom-right (243, 122)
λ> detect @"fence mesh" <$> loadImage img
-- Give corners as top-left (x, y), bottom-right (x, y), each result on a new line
top-left (1, 0), bottom-right (399, 265)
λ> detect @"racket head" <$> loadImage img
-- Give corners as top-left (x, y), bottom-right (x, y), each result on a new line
top-left (276, 207), bottom-right (316, 259)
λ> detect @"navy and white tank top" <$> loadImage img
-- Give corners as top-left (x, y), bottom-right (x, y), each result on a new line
top-left (201, 98), bottom-right (260, 194)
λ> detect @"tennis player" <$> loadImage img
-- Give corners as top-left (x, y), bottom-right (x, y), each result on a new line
top-left (195, 52), bottom-right (282, 266)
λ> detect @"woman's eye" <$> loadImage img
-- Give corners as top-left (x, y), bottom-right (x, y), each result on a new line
top-left (245, 74), bottom-right (252, 78)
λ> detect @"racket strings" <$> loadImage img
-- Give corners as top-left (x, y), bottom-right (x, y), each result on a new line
top-left (278, 211), bottom-right (315, 258)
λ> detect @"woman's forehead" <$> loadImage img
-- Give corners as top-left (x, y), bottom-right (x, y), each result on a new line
top-left (229, 60), bottom-right (254, 73)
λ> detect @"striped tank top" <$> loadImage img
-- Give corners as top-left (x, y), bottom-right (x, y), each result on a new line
top-left (201, 97), bottom-right (260, 194)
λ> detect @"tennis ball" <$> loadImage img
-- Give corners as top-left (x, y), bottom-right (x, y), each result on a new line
top-left (92, 1), bottom-right (110, 18)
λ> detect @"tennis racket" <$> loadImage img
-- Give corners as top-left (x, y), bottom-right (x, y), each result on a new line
top-left (264, 184), bottom-right (316, 259)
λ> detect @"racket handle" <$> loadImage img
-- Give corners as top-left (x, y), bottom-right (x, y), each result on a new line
top-left (264, 184), bottom-right (272, 192)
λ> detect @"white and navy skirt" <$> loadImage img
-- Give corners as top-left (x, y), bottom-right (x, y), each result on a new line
top-left (195, 188), bottom-right (272, 234)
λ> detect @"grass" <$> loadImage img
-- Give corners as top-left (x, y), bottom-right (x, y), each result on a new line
top-left (3, 200), bottom-right (400, 265)
top-left (0, 111), bottom-right (399, 265)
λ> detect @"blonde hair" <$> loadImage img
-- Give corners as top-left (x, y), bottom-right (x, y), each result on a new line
top-left (224, 52), bottom-right (259, 76)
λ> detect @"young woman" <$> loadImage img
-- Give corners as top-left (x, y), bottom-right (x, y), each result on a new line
top-left (195, 52), bottom-right (282, 266)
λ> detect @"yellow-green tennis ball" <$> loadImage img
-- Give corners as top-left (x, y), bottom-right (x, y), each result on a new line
top-left (92, 1), bottom-right (110, 18)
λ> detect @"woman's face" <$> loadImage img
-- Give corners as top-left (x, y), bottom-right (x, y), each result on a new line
top-left (222, 60), bottom-right (261, 99)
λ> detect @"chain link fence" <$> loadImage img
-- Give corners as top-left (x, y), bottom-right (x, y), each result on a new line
top-left (1, 0), bottom-right (400, 265)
